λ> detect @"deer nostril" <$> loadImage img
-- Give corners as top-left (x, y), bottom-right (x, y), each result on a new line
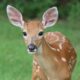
top-left (28, 44), bottom-right (37, 52)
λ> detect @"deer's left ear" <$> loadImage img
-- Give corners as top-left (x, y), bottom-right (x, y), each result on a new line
top-left (42, 7), bottom-right (58, 29)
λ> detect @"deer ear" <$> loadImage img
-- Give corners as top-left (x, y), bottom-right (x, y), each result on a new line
top-left (42, 7), bottom-right (58, 29)
top-left (6, 5), bottom-right (24, 28)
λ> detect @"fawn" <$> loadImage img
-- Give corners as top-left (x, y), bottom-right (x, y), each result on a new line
top-left (6, 5), bottom-right (76, 80)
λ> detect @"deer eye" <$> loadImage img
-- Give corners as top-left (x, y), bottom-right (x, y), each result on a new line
top-left (23, 32), bottom-right (27, 36)
top-left (38, 31), bottom-right (44, 36)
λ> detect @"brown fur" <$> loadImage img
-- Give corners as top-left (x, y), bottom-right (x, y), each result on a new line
top-left (23, 20), bottom-right (76, 80)
top-left (7, 5), bottom-right (76, 80)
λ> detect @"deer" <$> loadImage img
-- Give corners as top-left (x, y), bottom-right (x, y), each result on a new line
top-left (6, 5), bottom-right (77, 80)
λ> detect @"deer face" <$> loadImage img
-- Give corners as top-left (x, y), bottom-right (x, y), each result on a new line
top-left (23, 21), bottom-right (44, 53)
top-left (6, 5), bottom-right (58, 54)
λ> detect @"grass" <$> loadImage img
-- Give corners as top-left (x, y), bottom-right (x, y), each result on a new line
top-left (0, 15), bottom-right (80, 80)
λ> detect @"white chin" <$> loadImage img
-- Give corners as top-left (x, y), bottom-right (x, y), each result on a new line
top-left (27, 49), bottom-right (37, 54)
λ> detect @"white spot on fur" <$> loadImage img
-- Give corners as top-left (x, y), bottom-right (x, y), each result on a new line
top-left (36, 66), bottom-right (40, 73)
top-left (51, 47), bottom-right (57, 51)
top-left (57, 49), bottom-right (60, 52)
top-left (61, 57), bottom-right (67, 62)
top-left (62, 36), bottom-right (65, 42)
top-left (48, 77), bottom-right (50, 80)
top-left (59, 43), bottom-right (63, 50)
top-left (53, 34), bottom-right (59, 42)
top-left (58, 36), bottom-right (65, 50)
top-left (38, 45), bottom-right (42, 54)
top-left (47, 43), bottom-right (57, 51)
top-left (33, 60), bottom-right (38, 66)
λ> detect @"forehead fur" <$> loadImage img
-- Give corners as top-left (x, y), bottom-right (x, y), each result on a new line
top-left (25, 20), bottom-right (43, 28)
top-left (24, 20), bottom-right (43, 34)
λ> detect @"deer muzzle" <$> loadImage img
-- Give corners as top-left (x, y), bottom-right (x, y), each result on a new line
top-left (27, 44), bottom-right (37, 53)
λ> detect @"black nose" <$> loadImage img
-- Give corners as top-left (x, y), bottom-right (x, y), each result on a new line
top-left (28, 44), bottom-right (37, 52)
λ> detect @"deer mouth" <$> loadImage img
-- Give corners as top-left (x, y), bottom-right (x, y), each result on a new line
top-left (27, 48), bottom-right (37, 54)
top-left (27, 44), bottom-right (38, 54)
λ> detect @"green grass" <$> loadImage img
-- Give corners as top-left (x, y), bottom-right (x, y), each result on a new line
top-left (0, 16), bottom-right (33, 80)
top-left (0, 15), bottom-right (80, 80)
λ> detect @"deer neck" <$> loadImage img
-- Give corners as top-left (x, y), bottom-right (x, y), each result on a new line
top-left (34, 37), bottom-right (59, 79)
top-left (38, 37), bottom-right (56, 57)
top-left (34, 36), bottom-right (59, 62)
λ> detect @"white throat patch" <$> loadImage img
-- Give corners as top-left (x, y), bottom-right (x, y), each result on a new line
top-left (38, 45), bottom-right (42, 54)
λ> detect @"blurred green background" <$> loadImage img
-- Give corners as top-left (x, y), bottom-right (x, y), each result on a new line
top-left (0, 0), bottom-right (80, 80)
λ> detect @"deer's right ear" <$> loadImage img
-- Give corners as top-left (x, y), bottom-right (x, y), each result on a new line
top-left (6, 5), bottom-right (24, 28)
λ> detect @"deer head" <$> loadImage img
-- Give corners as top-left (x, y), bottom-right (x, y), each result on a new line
top-left (6, 5), bottom-right (58, 54)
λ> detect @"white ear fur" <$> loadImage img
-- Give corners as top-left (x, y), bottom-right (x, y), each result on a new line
top-left (6, 5), bottom-right (24, 28)
top-left (42, 7), bottom-right (58, 29)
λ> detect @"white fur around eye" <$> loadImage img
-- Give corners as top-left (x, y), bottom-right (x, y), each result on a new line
top-left (23, 35), bottom-right (28, 39)
top-left (38, 35), bottom-right (43, 39)
top-left (22, 31), bottom-right (27, 39)
top-left (38, 31), bottom-right (44, 39)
